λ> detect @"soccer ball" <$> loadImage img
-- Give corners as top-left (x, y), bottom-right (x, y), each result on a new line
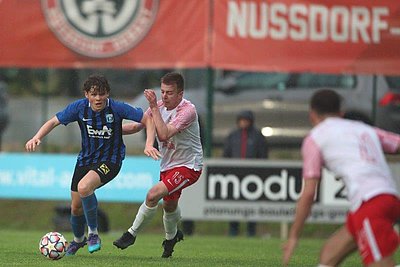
top-left (39, 232), bottom-right (68, 260)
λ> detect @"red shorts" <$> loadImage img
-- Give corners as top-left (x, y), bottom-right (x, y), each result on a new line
top-left (346, 194), bottom-right (400, 265)
top-left (160, 166), bottom-right (202, 201)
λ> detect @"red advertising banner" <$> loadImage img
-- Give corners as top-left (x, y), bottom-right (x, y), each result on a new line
top-left (210, 0), bottom-right (400, 75)
top-left (0, 0), bottom-right (209, 69)
top-left (1, 0), bottom-right (400, 75)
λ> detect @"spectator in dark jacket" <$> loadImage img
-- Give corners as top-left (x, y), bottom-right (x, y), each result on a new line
top-left (223, 110), bottom-right (268, 237)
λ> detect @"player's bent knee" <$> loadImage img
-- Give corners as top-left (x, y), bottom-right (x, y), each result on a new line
top-left (77, 183), bottom-right (91, 197)
top-left (145, 182), bottom-right (169, 207)
top-left (146, 191), bottom-right (161, 206)
top-left (319, 245), bottom-right (340, 266)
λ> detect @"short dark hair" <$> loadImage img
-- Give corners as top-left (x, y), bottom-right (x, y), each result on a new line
top-left (310, 89), bottom-right (341, 115)
top-left (83, 74), bottom-right (110, 94)
top-left (161, 72), bottom-right (184, 92)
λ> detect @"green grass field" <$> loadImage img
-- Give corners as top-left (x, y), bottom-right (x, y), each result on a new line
top-left (1, 201), bottom-right (400, 266)
top-left (1, 229), bottom-right (390, 266)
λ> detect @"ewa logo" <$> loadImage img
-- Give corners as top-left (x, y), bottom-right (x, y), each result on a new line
top-left (87, 125), bottom-right (113, 139)
top-left (41, 0), bottom-right (159, 58)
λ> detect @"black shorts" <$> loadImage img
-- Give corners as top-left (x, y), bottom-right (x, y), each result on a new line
top-left (70, 161), bottom-right (121, 192)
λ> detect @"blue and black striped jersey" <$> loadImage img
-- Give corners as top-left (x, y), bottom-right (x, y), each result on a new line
top-left (56, 98), bottom-right (143, 167)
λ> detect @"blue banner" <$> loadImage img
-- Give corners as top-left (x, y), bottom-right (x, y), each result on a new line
top-left (0, 153), bottom-right (160, 202)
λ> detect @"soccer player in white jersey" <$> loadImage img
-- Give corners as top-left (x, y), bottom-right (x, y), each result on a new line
top-left (113, 72), bottom-right (203, 258)
top-left (282, 89), bottom-right (400, 267)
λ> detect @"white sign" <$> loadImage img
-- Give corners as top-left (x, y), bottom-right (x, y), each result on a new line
top-left (180, 159), bottom-right (352, 223)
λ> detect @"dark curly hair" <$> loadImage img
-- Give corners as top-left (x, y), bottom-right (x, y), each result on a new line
top-left (83, 74), bottom-right (111, 94)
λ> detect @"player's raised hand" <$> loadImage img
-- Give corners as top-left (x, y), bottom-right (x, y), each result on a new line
top-left (144, 144), bottom-right (161, 160)
top-left (25, 138), bottom-right (41, 152)
top-left (144, 89), bottom-right (157, 109)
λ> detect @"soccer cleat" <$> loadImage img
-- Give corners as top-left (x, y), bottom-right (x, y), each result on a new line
top-left (65, 237), bottom-right (87, 256)
top-left (161, 229), bottom-right (184, 258)
top-left (87, 233), bottom-right (101, 253)
top-left (113, 231), bottom-right (136, 249)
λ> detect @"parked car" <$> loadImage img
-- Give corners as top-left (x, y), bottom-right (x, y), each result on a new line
top-left (131, 71), bottom-right (400, 149)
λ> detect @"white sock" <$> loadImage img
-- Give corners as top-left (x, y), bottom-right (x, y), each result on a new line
top-left (317, 265), bottom-right (333, 267)
top-left (88, 227), bottom-right (98, 235)
top-left (128, 202), bottom-right (157, 236)
top-left (163, 207), bottom-right (181, 240)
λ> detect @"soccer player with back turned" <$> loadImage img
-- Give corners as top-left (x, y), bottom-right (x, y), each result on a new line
top-left (282, 89), bottom-right (400, 267)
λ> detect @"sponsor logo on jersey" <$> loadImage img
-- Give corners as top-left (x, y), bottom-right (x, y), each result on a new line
top-left (41, 0), bottom-right (159, 58)
top-left (87, 125), bottom-right (113, 139)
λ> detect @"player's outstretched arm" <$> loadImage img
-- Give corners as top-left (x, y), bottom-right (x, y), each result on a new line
top-left (282, 178), bottom-right (318, 266)
top-left (25, 116), bottom-right (60, 152)
top-left (141, 113), bottom-right (161, 160)
top-left (122, 122), bottom-right (144, 135)
top-left (374, 127), bottom-right (400, 154)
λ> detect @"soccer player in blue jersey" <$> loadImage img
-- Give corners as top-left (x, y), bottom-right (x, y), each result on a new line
top-left (25, 74), bottom-right (160, 256)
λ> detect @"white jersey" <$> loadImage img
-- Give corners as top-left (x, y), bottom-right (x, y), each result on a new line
top-left (147, 98), bottom-right (203, 172)
top-left (302, 117), bottom-right (400, 211)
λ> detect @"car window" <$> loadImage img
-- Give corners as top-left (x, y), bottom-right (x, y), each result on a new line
top-left (295, 73), bottom-right (356, 89)
top-left (385, 76), bottom-right (400, 89)
top-left (234, 72), bottom-right (291, 90)
top-left (223, 71), bottom-right (356, 93)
